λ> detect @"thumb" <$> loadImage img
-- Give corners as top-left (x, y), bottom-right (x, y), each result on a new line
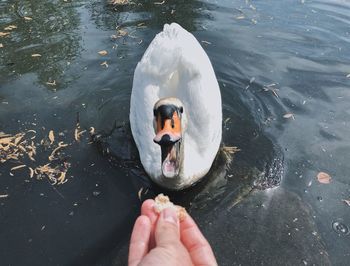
top-left (155, 208), bottom-right (180, 247)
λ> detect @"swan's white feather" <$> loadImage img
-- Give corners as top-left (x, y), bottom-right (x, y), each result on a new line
top-left (130, 23), bottom-right (222, 190)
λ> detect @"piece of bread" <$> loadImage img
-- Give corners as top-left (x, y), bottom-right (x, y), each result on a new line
top-left (154, 194), bottom-right (187, 221)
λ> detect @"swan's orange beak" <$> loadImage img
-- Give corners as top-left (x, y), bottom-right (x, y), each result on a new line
top-left (153, 111), bottom-right (181, 145)
top-left (153, 105), bottom-right (183, 178)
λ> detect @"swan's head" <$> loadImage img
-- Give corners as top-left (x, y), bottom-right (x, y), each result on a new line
top-left (153, 98), bottom-right (185, 179)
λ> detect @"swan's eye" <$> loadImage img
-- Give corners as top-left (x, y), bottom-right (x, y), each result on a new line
top-left (179, 107), bottom-right (183, 113)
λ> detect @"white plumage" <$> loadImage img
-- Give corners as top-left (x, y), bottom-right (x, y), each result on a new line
top-left (130, 23), bottom-right (222, 190)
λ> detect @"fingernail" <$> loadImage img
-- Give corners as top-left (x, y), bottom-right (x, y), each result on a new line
top-left (162, 208), bottom-right (178, 226)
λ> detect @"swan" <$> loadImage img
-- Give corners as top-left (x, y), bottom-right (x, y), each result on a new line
top-left (130, 23), bottom-right (222, 190)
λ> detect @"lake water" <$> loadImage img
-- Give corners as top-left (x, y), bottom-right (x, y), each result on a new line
top-left (1, 0), bottom-right (350, 265)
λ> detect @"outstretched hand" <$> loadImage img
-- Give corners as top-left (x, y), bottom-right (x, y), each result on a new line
top-left (128, 199), bottom-right (218, 266)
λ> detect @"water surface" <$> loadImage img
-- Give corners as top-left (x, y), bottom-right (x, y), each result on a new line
top-left (1, 0), bottom-right (350, 265)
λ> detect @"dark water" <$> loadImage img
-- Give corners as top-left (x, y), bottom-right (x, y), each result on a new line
top-left (1, 0), bottom-right (350, 265)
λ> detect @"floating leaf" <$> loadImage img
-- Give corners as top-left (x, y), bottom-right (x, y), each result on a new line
top-left (77, 130), bottom-right (86, 142)
top-left (74, 128), bottom-right (79, 141)
top-left (235, 15), bottom-right (245, 20)
top-left (117, 29), bottom-right (127, 36)
top-left (46, 80), bottom-right (56, 86)
top-left (48, 130), bottom-right (55, 144)
top-left (31, 54), bottom-right (41, 57)
top-left (24, 17), bottom-right (32, 21)
top-left (0, 32), bottom-right (10, 37)
top-left (4, 25), bottom-right (17, 31)
top-left (29, 167), bottom-right (34, 178)
top-left (14, 134), bottom-right (24, 145)
top-left (109, 0), bottom-right (130, 5)
top-left (263, 86), bottom-right (279, 97)
top-left (317, 172), bottom-right (331, 184)
top-left (98, 50), bottom-right (108, 56)
top-left (283, 113), bottom-right (295, 120)
top-left (100, 61), bottom-right (108, 68)
top-left (342, 199), bottom-right (350, 206)
top-left (10, 164), bottom-right (27, 171)
top-left (48, 141), bottom-right (68, 161)
top-left (0, 43), bottom-right (3, 48)
top-left (138, 187), bottom-right (143, 200)
top-left (57, 171), bottom-right (67, 184)
top-left (0, 127), bottom-right (76, 186)
top-left (0, 136), bottom-right (13, 144)
top-left (0, 194), bottom-right (9, 198)
top-left (222, 146), bottom-right (241, 154)
top-left (201, 40), bottom-right (211, 45)
top-left (0, 132), bottom-right (11, 137)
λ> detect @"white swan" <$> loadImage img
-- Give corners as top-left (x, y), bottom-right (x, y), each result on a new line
top-left (130, 23), bottom-right (222, 190)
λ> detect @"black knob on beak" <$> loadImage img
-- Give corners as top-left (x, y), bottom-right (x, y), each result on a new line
top-left (154, 134), bottom-right (173, 145)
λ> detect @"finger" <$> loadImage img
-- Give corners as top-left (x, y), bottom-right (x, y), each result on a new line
top-left (180, 215), bottom-right (218, 266)
top-left (141, 199), bottom-right (158, 248)
top-left (128, 215), bottom-right (151, 266)
top-left (155, 208), bottom-right (180, 247)
top-left (141, 199), bottom-right (158, 224)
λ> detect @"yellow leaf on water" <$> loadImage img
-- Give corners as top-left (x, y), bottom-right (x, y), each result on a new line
top-left (98, 50), bottom-right (108, 56)
top-left (0, 132), bottom-right (11, 137)
top-left (48, 130), bottom-right (55, 144)
top-left (31, 54), bottom-right (41, 57)
top-left (110, 0), bottom-right (129, 5)
top-left (74, 128), bottom-right (79, 141)
top-left (24, 17), bottom-right (32, 21)
top-left (317, 172), bottom-right (331, 184)
top-left (4, 25), bottom-right (17, 31)
top-left (0, 43), bottom-right (3, 48)
top-left (100, 61), bottom-right (108, 68)
top-left (11, 164), bottom-right (27, 171)
top-left (57, 171), bottom-right (67, 184)
top-left (117, 29), bottom-right (127, 36)
top-left (0, 137), bottom-right (13, 144)
top-left (0, 32), bottom-right (10, 37)
top-left (14, 134), bottom-right (24, 145)
top-left (29, 167), bottom-right (34, 178)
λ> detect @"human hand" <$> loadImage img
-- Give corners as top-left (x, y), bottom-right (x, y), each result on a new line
top-left (128, 199), bottom-right (217, 266)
